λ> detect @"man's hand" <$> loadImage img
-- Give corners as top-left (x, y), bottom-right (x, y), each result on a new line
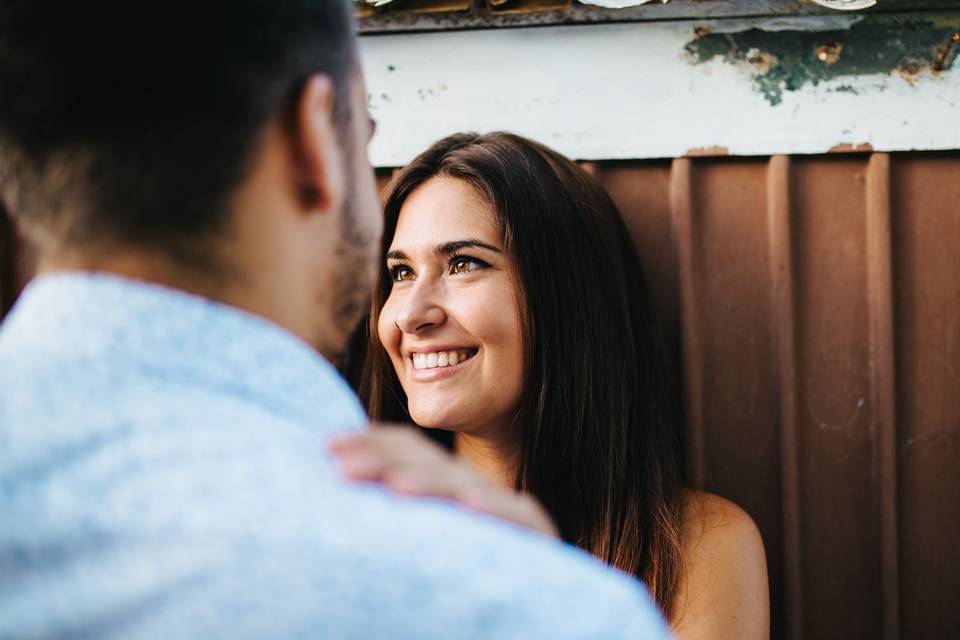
top-left (330, 426), bottom-right (559, 539)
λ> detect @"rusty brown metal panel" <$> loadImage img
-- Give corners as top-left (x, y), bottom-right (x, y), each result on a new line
top-left (767, 155), bottom-right (803, 640)
top-left (687, 157), bottom-right (788, 639)
top-left (891, 153), bottom-right (960, 640)
top-left (866, 153), bottom-right (900, 640)
top-left (682, 157), bottom-right (779, 510)
top-left (669, 157), bottom-right (707, 489)
top-left (591, 161), bottom-right (677, 343)
top-left (593, 161), bottom-right (686, 472)
top-left (790, 156), bottom-right (883, 639)
top-left (596, 153), bottom-right (960, 640)
top-left (597, 158), bottom-right (788, 639)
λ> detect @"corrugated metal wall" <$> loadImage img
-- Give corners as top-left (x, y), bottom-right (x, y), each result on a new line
top-left (591, 152), bottom-right (960, 640)
top-left (3, 153), bottom-right (959, 639)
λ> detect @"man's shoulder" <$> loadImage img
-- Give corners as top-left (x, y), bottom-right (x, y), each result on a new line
top-left (1, 378), bottom-right (666, 638)
top-left (2, 415), bottom-right (667, 638)
top-left (0, 304), bottom-right (667, 636)
top-left (176, 479), bottom-right (670, 638)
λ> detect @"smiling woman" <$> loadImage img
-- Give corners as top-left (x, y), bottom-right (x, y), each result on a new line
top-left (377, 176), bottom-right (525, 475)
top-left (353, 132), bottom-right (769, 636)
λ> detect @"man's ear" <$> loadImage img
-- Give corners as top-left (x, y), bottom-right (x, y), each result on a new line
top-left (292, 74), bottom-right (346, 216)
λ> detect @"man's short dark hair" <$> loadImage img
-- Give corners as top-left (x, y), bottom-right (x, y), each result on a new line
top-left (0, 1), bottom-right (356, 264)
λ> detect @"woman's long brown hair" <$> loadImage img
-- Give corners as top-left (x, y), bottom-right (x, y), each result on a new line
top-left (351, 132), bottom-right (687, 616)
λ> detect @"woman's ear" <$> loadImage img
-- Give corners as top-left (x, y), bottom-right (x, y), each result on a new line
top-left (292, 74), bottom-right (346, 216)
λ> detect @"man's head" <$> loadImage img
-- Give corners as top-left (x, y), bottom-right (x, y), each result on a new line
top-left (0, 1), bottom-right (382, 357)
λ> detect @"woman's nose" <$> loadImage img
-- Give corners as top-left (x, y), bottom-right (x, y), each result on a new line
top-left (395, 282), bottom-right (446, 334)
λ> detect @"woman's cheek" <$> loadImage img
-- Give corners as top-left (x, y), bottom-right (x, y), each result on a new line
top-left (472, 286), bottom-right (525, 411)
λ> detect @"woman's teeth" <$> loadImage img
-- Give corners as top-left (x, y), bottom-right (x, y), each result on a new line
top-left (412, 350), bottom-right (476, 370)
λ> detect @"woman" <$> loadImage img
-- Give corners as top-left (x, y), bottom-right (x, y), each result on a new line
top-left (333, 132), bottom-right (768, 638)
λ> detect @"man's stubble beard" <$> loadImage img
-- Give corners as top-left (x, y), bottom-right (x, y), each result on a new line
top-left (321, 167), bottom-right (379, 365)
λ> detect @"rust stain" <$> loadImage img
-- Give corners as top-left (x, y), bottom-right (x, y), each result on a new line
top-left (815, 41), bottom-right (844, 66)
top-left (746, 48), bottom-right (778, 74)
top-left (693, 26), bottom-right (712, 38)
top-left (932, 35), bottom-right (960, 73)
top-left (896, 61), bottom-right (923, 84)
top-left (829, 142), bottom-right (875, 153)
top-left (685, 146), bottom-right (731, 157)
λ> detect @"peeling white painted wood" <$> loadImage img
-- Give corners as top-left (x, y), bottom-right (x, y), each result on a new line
top-left (360, 17), bottom-right (960, 166)
top-left (810, 0), bottom-right (877, 10)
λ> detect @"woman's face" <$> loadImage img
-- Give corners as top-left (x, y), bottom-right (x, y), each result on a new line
top-left (378, 176), bottom-right (524, 438)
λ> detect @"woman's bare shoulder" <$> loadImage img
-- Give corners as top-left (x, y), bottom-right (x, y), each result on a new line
top-left (682, 491), bottom-right (761, 544)
top-left (671, 490), bottom-right (770, 640)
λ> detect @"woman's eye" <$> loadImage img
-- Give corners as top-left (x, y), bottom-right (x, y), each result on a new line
top-left (390, 265), bottom-right (415, 283)
top-left (450, 258), bottom-right (481, 275)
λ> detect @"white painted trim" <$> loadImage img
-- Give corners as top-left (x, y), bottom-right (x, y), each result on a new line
top-left (359, 17), bottom-right (960, 166)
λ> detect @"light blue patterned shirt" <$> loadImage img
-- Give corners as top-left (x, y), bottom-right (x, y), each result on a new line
top-left (0, 273), bottom-right (668, 639)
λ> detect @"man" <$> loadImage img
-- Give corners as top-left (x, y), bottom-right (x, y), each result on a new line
top-left (0, 2), bottom-right (668, 637)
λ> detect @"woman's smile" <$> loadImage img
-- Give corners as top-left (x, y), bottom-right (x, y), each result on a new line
top-left (407, 347), bottom-right (479, 381)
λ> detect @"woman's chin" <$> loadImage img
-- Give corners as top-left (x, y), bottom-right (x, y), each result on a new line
top-left (409, 415), bottom-right (461, 432)
top-left (408, 406), bottom-right (470, 433)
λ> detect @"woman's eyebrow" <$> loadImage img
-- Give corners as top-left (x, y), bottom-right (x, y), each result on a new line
top-left (385, 240), bottom-right (501, 261)
top-left (436, 240), bottom-right (502, 255)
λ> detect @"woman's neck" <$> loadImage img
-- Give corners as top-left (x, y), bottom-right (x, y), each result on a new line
top-left (454, 429), bottom-right (521, 489)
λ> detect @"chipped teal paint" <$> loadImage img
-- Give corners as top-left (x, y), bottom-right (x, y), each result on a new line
top-left (685, 12), bottom-right (960, 106)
